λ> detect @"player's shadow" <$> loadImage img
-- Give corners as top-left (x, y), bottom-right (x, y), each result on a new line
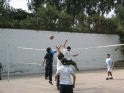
top-left (74, 87), bottom-right (104, 93)
top-left (113, 79), bottom-right (124, 80)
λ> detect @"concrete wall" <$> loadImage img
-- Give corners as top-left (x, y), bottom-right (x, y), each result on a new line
top-left (0, 29), bottom-right (123, 75)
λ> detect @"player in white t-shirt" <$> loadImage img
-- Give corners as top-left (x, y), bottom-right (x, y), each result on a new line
top-left (63, 40), bottom-right (79, 71)
top-left (105, 54), bottom-right (114, 80)
top-left (55, 58), bottom-right (76, 93)
top-left (56, 45), bottom-right (63, 90)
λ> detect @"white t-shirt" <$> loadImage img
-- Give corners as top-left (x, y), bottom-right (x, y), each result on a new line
top-left (56, 65), bottom-right (74, 85)
top-left (106, 58), bottom-right (113, 68)
top-left (56, 57), bottom-right (62, 70)
top-left (63, 48), bottom-right (73, 60)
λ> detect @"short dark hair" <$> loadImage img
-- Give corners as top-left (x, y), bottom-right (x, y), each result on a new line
top-left (107, 54), bottom-right (110, 56)
top-left (67, 46), bottom-right (71, 49)
top-left (46, 47), bottom-right (51, 52)
top-left (58, 53), bottom-right (64, 60)
top-left (61, 58), bottom-right (68, 65)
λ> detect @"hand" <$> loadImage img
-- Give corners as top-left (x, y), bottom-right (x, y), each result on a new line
top-left (42, 63), bottom-right (44, 66)
top-left (104, 65), bottom-right (106, 68)
top-left (56, 46), bottom-right (58, 49)
top-left (55, 77), bottom-right (56, 81)
top-left (73, 84), bottom-right (75, 88)
top-left (60, 45), bottom-right (62, 47)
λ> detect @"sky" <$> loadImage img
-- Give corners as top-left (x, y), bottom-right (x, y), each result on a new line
top-left (9, 0), bottom-right (28, 12)
top-left (9, 0), bottom-right (115, 18)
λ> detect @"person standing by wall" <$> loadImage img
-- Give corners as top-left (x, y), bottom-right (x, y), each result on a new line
top-left (0, 62), bottom-right (3, 80)
top-left (105, 54), bottom-right (114, 80)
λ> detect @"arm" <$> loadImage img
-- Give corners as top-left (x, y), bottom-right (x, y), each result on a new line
top-left (42, 59), bottom-right (46, 66)
top-left (56, 45), bottom-right (62, 55)
top-left (71, 74), bottom-right (76, 88)
top-left (110, 62), bottom-right (114, 68)
top-left (104, 64), bottom-right (107, 68)
top-left (62, 40), bottom-right (68, 48)
top-left (110, 58), bottom-right (113, 68)
top-left (55, 74), bottom-right (59, 81)
top-left (58, 45), bottom-right (62, 50)
top-left (73, 54), bottom-right (78, 57)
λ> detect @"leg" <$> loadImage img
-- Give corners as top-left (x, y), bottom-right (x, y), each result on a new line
top-left (109, 68), bottom-right (113, 79)
top-left (106, 71), bottom-right (109, 80)
top-left (65, 85), bottom-right (73, 93)
top-left (0, 69), bottom-right (1, 80)
top-left (110, 72), bottom-right (112, 76)
top-left (45, 64), bottom-right (49, 79)
top-left (70, 60), bottom-right (79, 71)
top-left (60, 84), bottom-right (66, 93)
top-left (48, 64), bottom-right (52, 81)
top-left (48, 63), bottom-right (53, 85)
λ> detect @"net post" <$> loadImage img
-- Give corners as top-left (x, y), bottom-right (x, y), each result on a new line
top-left (7, 44), bottom-right (10, 82)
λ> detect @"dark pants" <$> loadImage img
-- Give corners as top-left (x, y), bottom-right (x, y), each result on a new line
top-left (67, 60), bottom-right (78, 70)
top-left (60, 84), bottom-right (73, 93)
top-left (56, 75), bottom-right (60, 86)
top-left (0, 69), bottom-right (1, 79)
top-left (45, 62), bottom-right (53, 81)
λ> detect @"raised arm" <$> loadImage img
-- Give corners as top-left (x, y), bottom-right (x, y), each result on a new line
top-left (56, 45), bottom-right (62, 55)
top-left (63, 40), bottom-right (68, 48)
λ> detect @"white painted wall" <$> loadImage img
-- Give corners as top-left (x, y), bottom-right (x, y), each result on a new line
top-left (0, 29), bottom-right (123, 75)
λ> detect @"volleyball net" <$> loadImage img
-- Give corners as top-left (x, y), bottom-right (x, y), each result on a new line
top-left (15, 44), bottom-right (124, 69)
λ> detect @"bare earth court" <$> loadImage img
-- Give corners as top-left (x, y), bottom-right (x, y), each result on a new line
top-left (0, 69), bottom-right (124, 93)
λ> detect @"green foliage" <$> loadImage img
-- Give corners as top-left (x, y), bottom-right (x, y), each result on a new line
top-left (28, 0), bottom-right (124, 18)
top-left (37, 5), bottom-right (59, 30)
top-left (0, 2), bottom-right (124, 36)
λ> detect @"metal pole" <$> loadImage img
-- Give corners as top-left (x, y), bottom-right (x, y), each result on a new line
top-left (7, 44), bottom-right (10, 82)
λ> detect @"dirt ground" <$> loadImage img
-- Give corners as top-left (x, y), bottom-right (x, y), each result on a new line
top-left (0, 69), bottom-right (124, 93)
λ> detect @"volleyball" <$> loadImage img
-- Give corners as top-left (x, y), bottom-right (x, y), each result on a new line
top-left (49, 35), bottom-right (54, 40)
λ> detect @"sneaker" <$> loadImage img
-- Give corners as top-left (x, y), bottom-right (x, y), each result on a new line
top-left (49, 81), bottom-right (53, 85)
top-left (109, 77), bottom-right (113, 79)
top-left (45, 77), bottom-right (48, 80)
top-left (57, 86), bottom-right (60, 90)
top-left (106, 77), bottom-right (108, 80)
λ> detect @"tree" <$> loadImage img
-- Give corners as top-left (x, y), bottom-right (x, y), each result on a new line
top-left (27, 0), bottom-right (45, 12)
top-left (27, 0), bottom-right (124, 16)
